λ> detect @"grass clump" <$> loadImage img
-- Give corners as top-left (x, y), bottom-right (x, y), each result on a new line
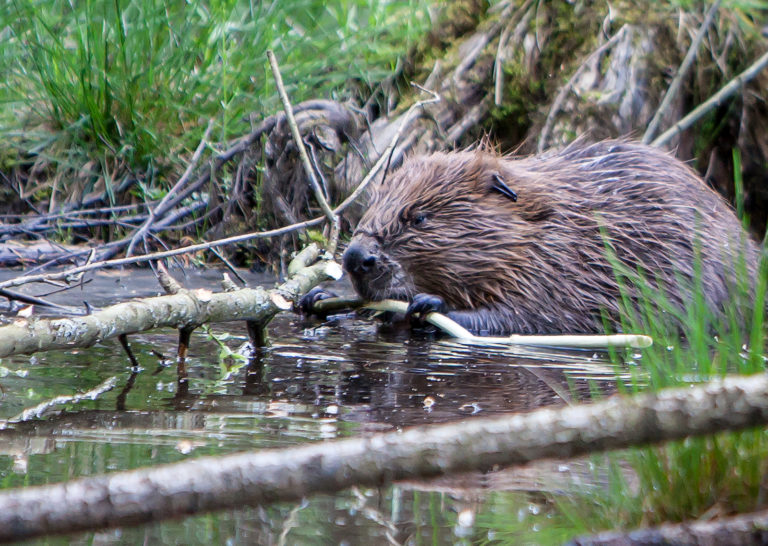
top-left (475, 248), bottom-right (767, 542)
top-left (476, 167), bottom-right (767, 542)
top-left (0, 0), bottom-right (431, 205)
top-left (565, 223), bottom-right (767, 534)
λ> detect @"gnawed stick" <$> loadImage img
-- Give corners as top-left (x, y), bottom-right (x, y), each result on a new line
top-left (312, 297), bottom-right (653, 349)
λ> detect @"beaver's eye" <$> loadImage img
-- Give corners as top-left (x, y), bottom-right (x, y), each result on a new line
top-left (412, 212), bottom-right (427, 227)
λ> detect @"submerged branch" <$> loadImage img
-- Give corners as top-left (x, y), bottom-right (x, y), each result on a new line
top-left (2, 373), bottom-right (768, 541)
top-left (0, 376), bottom-right (119, 430)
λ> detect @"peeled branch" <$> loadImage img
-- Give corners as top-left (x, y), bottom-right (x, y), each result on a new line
top-left (356, 299), bottom-right (652, 349)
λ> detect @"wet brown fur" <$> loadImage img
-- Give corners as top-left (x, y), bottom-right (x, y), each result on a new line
top-left (348, 140), bottom-right (761, 334)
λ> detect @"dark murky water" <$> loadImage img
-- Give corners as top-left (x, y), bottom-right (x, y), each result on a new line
top-left (0, 268), bottom-right (633, 544)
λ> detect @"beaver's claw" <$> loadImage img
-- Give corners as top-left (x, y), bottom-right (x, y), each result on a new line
top-left (298, 287), bottom-right (337, 316)
top-left (406, 293), bottom-right (448, 323)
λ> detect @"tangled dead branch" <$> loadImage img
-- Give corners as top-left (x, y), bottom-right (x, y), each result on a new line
top-left (5, 1), bottom-right (767, 276)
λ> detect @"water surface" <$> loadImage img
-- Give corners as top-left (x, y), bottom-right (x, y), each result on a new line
top-left (0, 268), bottom-right (631, 544)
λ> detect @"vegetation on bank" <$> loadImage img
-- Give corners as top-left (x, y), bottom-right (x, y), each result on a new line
top-left (477, 222), bottom-right (767, 542)
top-left (2, 0), bottom-right (767, 244)
top-left (0, 0), bottom-right (767, 542)
top-left (0, 0), bottom-right (430, 216)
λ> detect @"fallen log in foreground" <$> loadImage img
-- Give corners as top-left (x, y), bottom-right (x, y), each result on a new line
top-left (569, 507), bottom-right (768, 546)
top-left (1, 373), bottom-right (768, 542)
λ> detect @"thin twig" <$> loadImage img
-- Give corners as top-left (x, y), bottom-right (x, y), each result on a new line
top-left (156, 115), bottom-right (278, 215)
top-left (538, 25), bottom-right (629, 153)
top-left (0, 88), bottom-right (439, 292)
top-left (267, 51), bottom-right (335, 220)
top-left (33, 278), bottom-right (93, 299)
top-left (0, 218), bottom-right (320, 292)
top-left (153, 198), bottom-right (209, 229)
top-left (126, 120), bottom-right (215, 257)
top-left (267, 50), bottom-right (340, 254)
top-left (0, 202), bottom-right (152, 231)
top-left (0, 376), bottom-right (118, 429)
top-left (642, 0), bottom-right (721, 144)
top-left (334, 84), bottom-right (440, 213)
top-left (210, 247), bottom-right (247, 286)
top-left (652, 48), bottom-right (768, 148)
top-left (92, 116), bottom-right (279, 264)
top-left (0, 288), bottom-right (84, 315)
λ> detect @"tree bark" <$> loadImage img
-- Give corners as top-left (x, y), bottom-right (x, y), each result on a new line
top-left (0, 257), bottom-right (340, 359)
top-left (569, 508), bottom-right (768, 546)
top-left (2, 373), bottom-right (768, 541)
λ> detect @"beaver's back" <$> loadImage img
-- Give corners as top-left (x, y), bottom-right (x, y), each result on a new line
top-left (510, 141), bottom-right (758, 324)
top-left (348, 140), bottom-right (761, 334)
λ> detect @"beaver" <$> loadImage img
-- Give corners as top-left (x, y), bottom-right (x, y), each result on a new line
top-left (315, 140), bottom-right (762, 335)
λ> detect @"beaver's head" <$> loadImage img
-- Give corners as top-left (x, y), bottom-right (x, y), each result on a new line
top-left (342, 150), bottom-right (551, 307)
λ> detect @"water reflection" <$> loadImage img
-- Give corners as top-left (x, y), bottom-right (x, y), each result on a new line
top-left (0, 269), bottom-right (632, 543)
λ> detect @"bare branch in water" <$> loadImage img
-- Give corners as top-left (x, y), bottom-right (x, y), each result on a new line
top-left (1, 374), bottom-right (767, 541)
top-left (0, 376), bottom-right (118, 429)
top-left (0, 254), bottom-right (340, 359)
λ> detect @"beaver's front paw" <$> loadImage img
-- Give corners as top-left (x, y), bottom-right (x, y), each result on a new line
top-left (298, 287), bottom-right (337, 316)
top-left (406, 293), bottom-right (448, 323)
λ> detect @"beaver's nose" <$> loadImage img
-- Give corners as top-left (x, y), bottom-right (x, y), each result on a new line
top-left (343, 242), bottom-right (377, 276)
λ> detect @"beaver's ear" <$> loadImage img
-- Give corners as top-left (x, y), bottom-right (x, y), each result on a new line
top-left (490, 173), bottom-right (517, 202)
